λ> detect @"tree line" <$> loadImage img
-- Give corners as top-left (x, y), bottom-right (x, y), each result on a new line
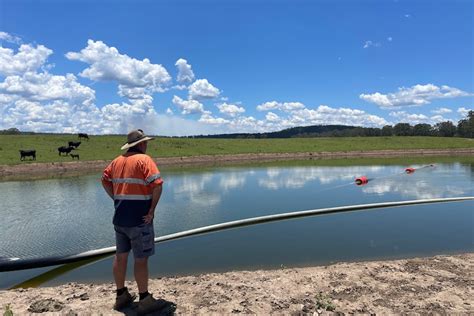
top-left (343, 110), bottom-right (473, 138)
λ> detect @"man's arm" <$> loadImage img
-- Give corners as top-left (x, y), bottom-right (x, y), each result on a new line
top-left (143, 183), bottom-right (162, 224)
top-left (102, 181), bottom-right (114, 200)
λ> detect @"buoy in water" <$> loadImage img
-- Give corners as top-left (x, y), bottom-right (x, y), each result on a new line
top-left (355, 176), bottom-right (368, 185)
top-left (405, 168), bottom-right (415, 174)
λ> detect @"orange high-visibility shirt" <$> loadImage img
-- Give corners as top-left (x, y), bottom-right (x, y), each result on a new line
top-left (102, 151), bottom-right (163, 226)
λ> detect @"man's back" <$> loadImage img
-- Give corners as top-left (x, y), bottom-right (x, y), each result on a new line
top-left (102, 151), bottom-right (162, 227)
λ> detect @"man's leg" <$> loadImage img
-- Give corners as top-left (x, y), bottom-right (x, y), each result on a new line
top-left (113, 252), bottom-right (129, 289)
top-left (134, 257), bottom-right (149, 293)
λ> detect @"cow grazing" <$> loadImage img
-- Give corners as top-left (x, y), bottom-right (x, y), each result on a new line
top-left (68, 141), bottom-right (81, 149)
top-left (19, 149), bottom-right (36, 161)
top-left (78, 133), bottom-right (89, 140)
top-left (58, 146), bottom-right (74, 156)
top-left (70, 153), bottom-right (80, 160)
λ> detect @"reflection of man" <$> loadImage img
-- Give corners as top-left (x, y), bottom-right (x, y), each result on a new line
top-left (101, 129), bottom-right (164, 314)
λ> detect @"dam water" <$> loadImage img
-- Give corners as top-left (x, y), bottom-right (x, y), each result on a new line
top-left (0, 159), bottom-right (473, 288)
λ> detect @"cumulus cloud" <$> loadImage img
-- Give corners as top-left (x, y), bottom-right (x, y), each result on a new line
top-left (389, 111), bottom-right (430, 124)
top-left (0, 72), bottom-right (95, 109)
top-left (0, 32), bottom-right (21, 44)
top-left (389, 110), bottom-right (453, 124)
top-left (172, 84), bottom-right (187, 90)
top-left (457, 107), bottom-right (472, 117)
top-left (175, 58), bottom-right (195, 83)
top-left (360, 84), bottom-right (472, 108)
top-left (216, 102), bottom-right (245, 117)
top-left (66, 40), bottom-right (171, 96)
top-left (188, 79), bottom-right (220, 99)
top-left (431, 107), bottom-right (452, 115)
top-left (0, 44), bottom-right (53, 76)
top-left (172, 95), bottom-right (205, 115)
top-left (265, 112), bottom-right (280, 122)
top-left (286, 105), bottom-right (388, 127)
top-left (256, 101), bottom-right (305, 112)
top-left (198, 112), bottom-right (230, 125)
top-left (196, 103), bottom-right (390, 133)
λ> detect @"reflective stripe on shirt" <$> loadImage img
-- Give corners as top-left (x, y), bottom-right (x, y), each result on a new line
top-left (145, 173), bottom-right (161, 184)
top-left (111, 178), bottom-right (148, 185)
top-left (114, 194), bottom-right (153, 200)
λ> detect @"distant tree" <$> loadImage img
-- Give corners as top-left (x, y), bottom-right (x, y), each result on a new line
top-left (413, 123), bottom-right (433, 136)
top-left (393, 123), bottom-right (413, 136)
top-left (381, 125), bottom-right (393, 136)
top-left (435, 121), bottom-right (456, 137)
top-left (0, 127), bottom-right (21, 135)
top-left (457, 110), bottom-right (474, 138)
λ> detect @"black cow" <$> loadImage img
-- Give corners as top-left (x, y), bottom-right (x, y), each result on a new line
top-left (19, 149), bottom-right (36, 161)
top-left (68, 141), bottom-right (81, 149)
top-left (78, 133), bottom-right (89, 140)
top-left (70, 153), bottom-right (80, 160)
top-left (58, 146), bottom-right (74, 156)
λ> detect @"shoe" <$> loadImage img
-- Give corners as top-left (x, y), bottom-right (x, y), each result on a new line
top-left (137, 294), bottom-right (174, 315)
top-left (113, 289), bottom-right (136, 310)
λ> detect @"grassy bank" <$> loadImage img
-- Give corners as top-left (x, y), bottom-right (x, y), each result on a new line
top-left (0, 134), bottom-right (473, 165)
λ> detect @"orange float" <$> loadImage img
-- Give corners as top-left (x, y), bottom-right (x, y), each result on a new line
top-left (355, 176), bottom-right (369, 185)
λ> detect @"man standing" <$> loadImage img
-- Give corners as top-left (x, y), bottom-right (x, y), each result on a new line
top-left (102, 129), bottom-right (164, 314)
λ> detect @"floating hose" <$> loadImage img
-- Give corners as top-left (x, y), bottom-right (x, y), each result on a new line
top-left (353, 164), bottom-right (435, 187)
top-left (1, 196), bottom-right (472, 272)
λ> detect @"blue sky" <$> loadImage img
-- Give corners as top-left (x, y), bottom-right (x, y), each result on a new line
top-left (0, 0), bottom-right (472, 135)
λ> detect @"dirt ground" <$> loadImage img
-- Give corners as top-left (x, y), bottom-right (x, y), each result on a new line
top-left (1, 148), bottom-right (473, 180)
top-left (1, 253), bottom-right (472, 315)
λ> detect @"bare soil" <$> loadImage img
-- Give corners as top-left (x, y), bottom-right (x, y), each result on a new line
top-left (1, 253), bottom-right (472, 315)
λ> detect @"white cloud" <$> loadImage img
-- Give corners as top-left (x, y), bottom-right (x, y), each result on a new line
top-left (457, 107), bottom-right (472, 117)
top-left (256, 101), bottom-right (305, 112)
top-left (66, 40), bottom-right (171, 96)
top-left (389, 111), bottom-right (430, 124)
top-left (172, 84), bottom-right (187, 90)
top-left (363, 41), bottom-right (381, 49)
top-left (175, 58), bottom-right (195, 83)
top-left (225, 115), bottom-right (267, 133)
top-left (431, 107), bottom-right (452, 115)
top-left (172, 95), bottom-right (204, 115)
top-left (285, 105), bottom-right (388, 127)
top-left (188, 79), bottom-right (220, 99)
top-left (360, 84), bottom-right (472, 108)
top-left (118, 85), bottom-right (148, 100)
top-left (0, 72), bottom-right (95, 109)
top-left (0, 32), bottom-right (22, 44)
top-left (0, 44), bottom-right (53, 76)
top-left (430, 115), bottom-right (448, 123)
top-left (389, 110), bottom-right (455, 124)
top-left (216, 102), bottom-right (245, 117)
top-left (265, 112), bottom-right (280, 122)
top-left (198, 113), bottom-right (230, 125)
top-left (166, 108), bottom-right (173, 115)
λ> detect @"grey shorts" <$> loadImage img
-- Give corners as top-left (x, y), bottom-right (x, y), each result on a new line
top-left (114, 223), bottom-right (155, 258)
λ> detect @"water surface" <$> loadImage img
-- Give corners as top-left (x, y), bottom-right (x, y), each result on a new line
top-left (0, 159), bottom-right (473, 288)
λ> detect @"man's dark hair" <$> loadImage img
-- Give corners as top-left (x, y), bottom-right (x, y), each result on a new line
top-left (127, 144), bottom-right (144, 153)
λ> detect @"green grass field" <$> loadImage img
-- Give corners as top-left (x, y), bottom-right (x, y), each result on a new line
top-left (0, 134), bottom-right (472, 165)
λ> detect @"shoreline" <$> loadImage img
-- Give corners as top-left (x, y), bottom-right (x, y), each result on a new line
top-left (1, 148), bottom-right (473, 179)
top-left (1, 253), bottom-right (472, 314)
